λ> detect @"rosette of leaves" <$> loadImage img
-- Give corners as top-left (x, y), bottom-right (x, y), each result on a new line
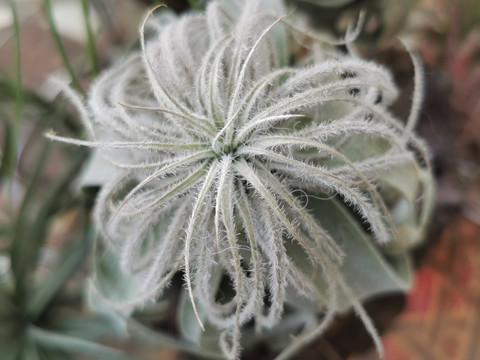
top-left (49, 0), bottom-right (433, 358)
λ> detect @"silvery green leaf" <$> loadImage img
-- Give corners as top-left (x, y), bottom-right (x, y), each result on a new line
top-left (86, 244), bottom-right (140, 337)
top-left (380, 163), bottom-right (435, 249)
top-left (178, 289), bottom-right (206, 345)
top-left (288, 196), bottom-right (412, 312)
top-left (178, 266), bottom-right (223, 345)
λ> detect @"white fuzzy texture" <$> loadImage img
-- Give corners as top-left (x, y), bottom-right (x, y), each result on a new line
top-left (48, 1), bottom-right (430, 359)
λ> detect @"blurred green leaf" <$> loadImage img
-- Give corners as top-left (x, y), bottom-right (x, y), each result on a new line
top-left (242, 311), bottom-right (315, 352)
top-left (28, 326), bottom-right (141, 360)
top-left (0, 287), bottom-right (15, 318)
top-left (10, 142), bottom-right (51, 295)
top-left (0, 120), bottom-right (14, 180)
top-left (11, 145), bottom-right (86, 298)
top-left (92, 245), bottom-right (141, 311)
top-left (87, 243), bottom-right (141, 339)
top-left (178, 267), bottom-right (222, 345)
top-left (27, 224), bottom-right (94, 319)
top-left (81, 0), bottom-right (99, 75)
top-left (43, 0), bottom-right (85, 95)
top-left (128, 319), bottom-right (225, 359)
top-left (0, 337), bottom-right (21, 360)
top-left (4, 0), bottom-right (23, 179)
top-left (45, 312), bottom-right (121, 342)
top-left (21, 338), bottom-right (42, 360)
top-left (379, 163), bottom-right (435, 250)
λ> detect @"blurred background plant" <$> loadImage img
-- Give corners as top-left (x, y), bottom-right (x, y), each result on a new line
top-left (0, 0), bottom-right (479, 359)
top-left (0, 1), bottom-right (142, 359)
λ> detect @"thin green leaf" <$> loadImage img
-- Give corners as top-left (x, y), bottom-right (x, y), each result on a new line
top-left (81, 0), bottom-right (99, 75)
top-left (43, 0), bottom-right (85, 95)
top-left (4, 0), bottom-right (23, 179)
top-left (10, 142), bottom-right (51, 296)
top-left (0, 121), bottom-right (14, 179)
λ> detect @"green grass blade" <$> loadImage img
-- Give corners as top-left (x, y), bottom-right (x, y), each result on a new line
top-left (43, 0), bottom-right (85, 95)
top-left (81, 0), bottom-right (99, 75)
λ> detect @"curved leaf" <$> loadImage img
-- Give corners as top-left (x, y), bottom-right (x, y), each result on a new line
top-left (287, 195), bottom-right (412, 312)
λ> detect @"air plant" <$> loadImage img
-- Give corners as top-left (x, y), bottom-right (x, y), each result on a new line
top-left (48, 0), bottom-right (433, 358)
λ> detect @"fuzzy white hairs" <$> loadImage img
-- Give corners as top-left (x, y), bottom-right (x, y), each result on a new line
top-left (47, 0), bottom-right (431, 359)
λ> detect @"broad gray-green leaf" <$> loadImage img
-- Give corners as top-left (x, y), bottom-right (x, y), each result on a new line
top-left (178, 266), bottom-right (223, 345)
top-left (86, 247), bottom-right (136, 337)
top-left (178, 289), bottom-right (206, 345)
top-left (287, 196), bottom-right (412, 312)
top-left (264, 0), bottom-right (289, 66)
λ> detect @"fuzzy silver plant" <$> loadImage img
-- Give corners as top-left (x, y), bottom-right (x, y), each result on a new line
top-left (48, 0), bottom-right (432, 358)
